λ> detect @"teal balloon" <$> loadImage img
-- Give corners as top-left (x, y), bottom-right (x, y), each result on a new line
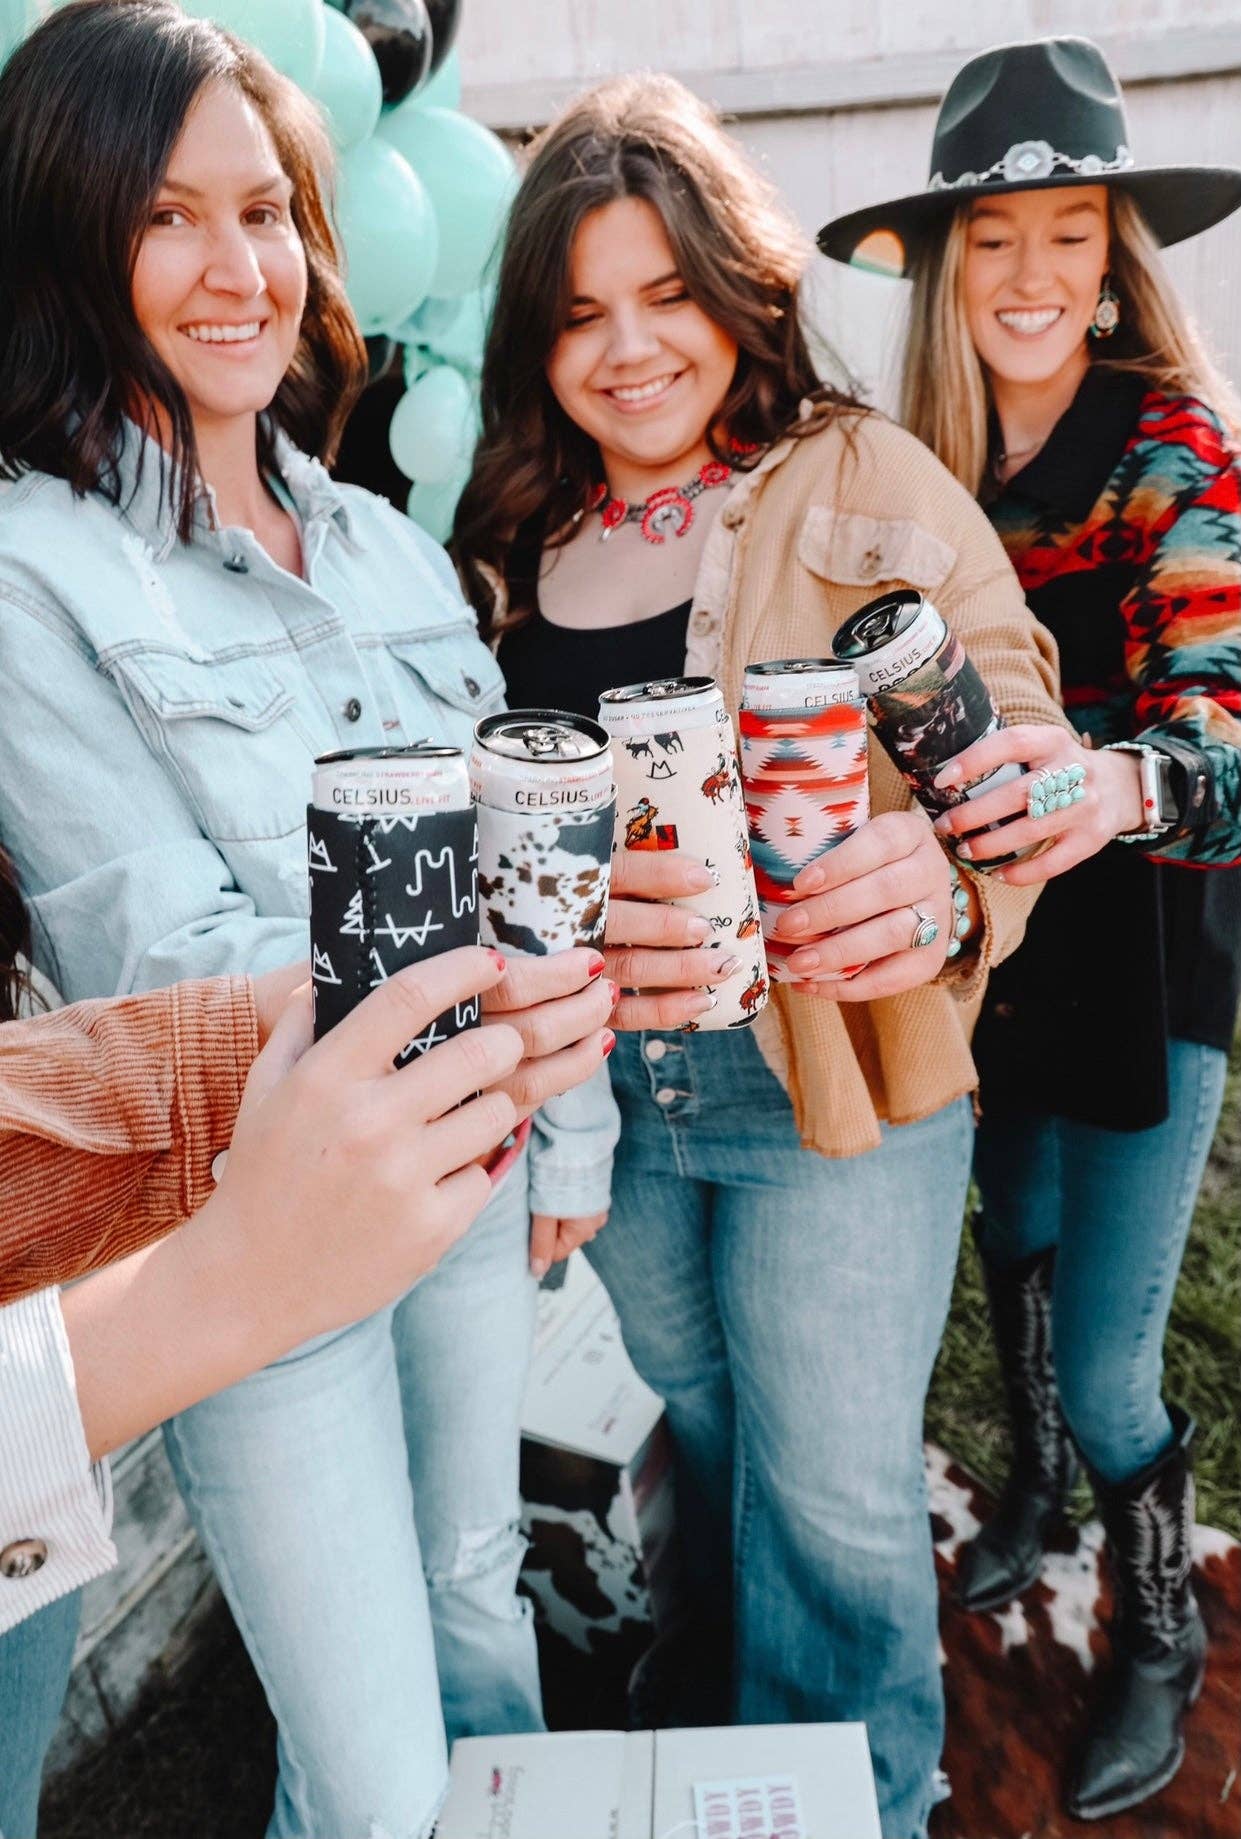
top-left (0, 0), bottom-right (36, 65)
top-left (311, 7), bottom-right (382, 150)
top-left (391, 285), bottom-right (491, 375)
top-left (407, 472), bottom-right (467, 545)
top-left (181, 0), bottom-right (325, 90)
top-left (337, 137), bottom-right (439, 334)
top-left (378, 104), bottom-right (517, 298)
top-left (413, 46), bottom-right (460, 110)
top-left (389, 364), bottom-right (476, 485)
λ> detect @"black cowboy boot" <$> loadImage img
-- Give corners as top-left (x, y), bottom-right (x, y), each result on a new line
top-left (957, 1244), bottom-right (1079, 1612)
top-left (1068, 1407), bottom-right (1206, 1821)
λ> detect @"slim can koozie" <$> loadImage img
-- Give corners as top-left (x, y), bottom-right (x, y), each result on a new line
top-left (470, 711), bottom-right (615, 955)
top-left (833, 589), bottom-right (1035, 870)
top-left (598, 676), bottom-right (768, 1030)
top-left (741, 660), bottom-right (870, 983)
top-left (307, 744), bottom-right (480, 1063)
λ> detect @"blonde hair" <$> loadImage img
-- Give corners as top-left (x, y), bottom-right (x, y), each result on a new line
top-left (901, 191), bottom-right (1240, 496)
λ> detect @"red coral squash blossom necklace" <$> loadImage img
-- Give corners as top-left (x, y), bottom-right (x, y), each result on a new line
top-left (591, 447), bottom-right (756, 544)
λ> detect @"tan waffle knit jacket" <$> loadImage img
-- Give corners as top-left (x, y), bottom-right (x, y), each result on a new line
top-left (683, 408), bottom-right (1070, 1157)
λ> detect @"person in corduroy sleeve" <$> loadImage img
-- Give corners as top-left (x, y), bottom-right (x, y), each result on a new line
top-left (821, 34), bottom-right (1241, 1824)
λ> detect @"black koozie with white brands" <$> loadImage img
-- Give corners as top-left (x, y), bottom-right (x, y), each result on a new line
top-left (307, 746), bottom-right (480, 1062)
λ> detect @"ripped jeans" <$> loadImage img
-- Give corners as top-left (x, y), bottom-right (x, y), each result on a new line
top-left (163, 1150), bottom-right (543, 1839)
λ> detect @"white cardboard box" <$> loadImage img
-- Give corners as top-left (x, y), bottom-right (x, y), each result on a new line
top-left (436, 1723), bottom-right (882, 1839)
top-left (519, 1256), bottom-right (680, 1708)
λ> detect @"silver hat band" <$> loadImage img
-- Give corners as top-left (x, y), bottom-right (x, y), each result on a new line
top-left (928, 138), bottom-right (1135, 192)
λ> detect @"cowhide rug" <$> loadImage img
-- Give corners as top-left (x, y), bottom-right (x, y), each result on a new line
top-left (928, 1446), bottom-right (1241, 1839)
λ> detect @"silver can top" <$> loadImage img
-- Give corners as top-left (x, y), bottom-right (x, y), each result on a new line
top-left (746, 658), bottom-right (853, 678)
top-left (600, 675), bottom-right (718, 705)
top-left (314, 742), bottom-right (461, 766)
top-left (474, 710), bottom-right (609, 763)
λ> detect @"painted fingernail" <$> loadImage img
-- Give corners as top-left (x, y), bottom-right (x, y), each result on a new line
top-left (485, 948), bottom-right (507, 972)
top-left (955, 841), bottom-right (973, 862)
top-left (795, 865), bottom-right (826, 895)
top-left (685, 866), bottom-right (716, 892)
top-left (933, 814), bottom-right (953, 835)
top-left (606, 981), bottom-right (621, 1009)
top-left (715, 954), bottom-right (742, 978)
top-left (586, 953), bottom-right (606, 979)
top-left (687, 990), bottom-right (718, 1015)
top-left (779, 907), bottom-right (810, 937)
top-left (686, 916), bottom-right (713, 943)
top-left (602, 1028), bottom-right (616, 1058)
top-left (530, 1258), bottom-right (550, 1280)
top-left (935, 763), bottom-right (963, 789)
top-left (788, 948), bottom-right (822, 974)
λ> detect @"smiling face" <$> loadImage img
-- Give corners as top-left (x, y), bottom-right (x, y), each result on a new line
top-left (131, 79), bottom-right (307, 439)
top-left (962, 185), bottom-right (1109, 392)
top-left (544, 195), bottom-right (739, 493)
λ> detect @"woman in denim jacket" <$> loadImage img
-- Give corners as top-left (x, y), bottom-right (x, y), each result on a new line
top-left (0, 7), bottom-right (623, 1834)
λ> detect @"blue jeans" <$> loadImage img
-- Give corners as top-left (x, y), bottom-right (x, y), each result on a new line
top-left (0, 1590), bottom-right (80, 1839)
top-left (973, 1037), bottom-right (1229, 1485)
top-left (162, 1152), bottom-right (543, 1839)
top-left (587, 1029), bottom-right (972, 1839)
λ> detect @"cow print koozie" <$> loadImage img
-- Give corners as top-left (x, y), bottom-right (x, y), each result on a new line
top-left (307, 804), bottom-right (480, 1063)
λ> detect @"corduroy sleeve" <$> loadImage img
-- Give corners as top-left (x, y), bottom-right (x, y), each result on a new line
top-left (0, 977), bottom-right (257, 1304)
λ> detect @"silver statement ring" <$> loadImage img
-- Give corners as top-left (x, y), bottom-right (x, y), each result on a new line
top-left (908, 905), bottom-right (940, 950)
top-left (1026, 762), bottom-right (1088, 821)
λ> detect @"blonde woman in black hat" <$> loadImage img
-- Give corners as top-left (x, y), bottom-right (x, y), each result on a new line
top-left (822, 35), bottom-right (1241, 1823)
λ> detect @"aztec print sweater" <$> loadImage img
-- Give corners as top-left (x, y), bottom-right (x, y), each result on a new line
top-left (975, 366), bottom-right (1241, 1127)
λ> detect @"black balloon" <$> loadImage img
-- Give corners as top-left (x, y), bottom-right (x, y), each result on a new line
top-left (341, 0), bottom-right (433, 105)
top-left (423, 0), bottom-right (462, 74)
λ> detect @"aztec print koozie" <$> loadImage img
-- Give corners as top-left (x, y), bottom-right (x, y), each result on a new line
top-left (740, 702), bottom-right (870, 983)
top-left (307, 804), bottom-right (480, 1062)
top-left (476, 803), bottom-right (616, 957)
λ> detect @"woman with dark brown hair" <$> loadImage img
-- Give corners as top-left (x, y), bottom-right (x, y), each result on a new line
top-left (454, 73), bottom-right (1066, 1839)
top-left (0, 3), bottom-right (619, 1831)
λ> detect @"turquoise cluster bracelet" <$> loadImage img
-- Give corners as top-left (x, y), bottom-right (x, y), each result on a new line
top-left (945, 856), bottom-right (973, 960)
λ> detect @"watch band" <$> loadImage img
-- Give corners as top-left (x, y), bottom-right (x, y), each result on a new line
top-left (1104, 741), bottom-right (1178, 844)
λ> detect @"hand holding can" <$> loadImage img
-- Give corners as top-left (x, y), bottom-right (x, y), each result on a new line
top-left (307, 745), bottom-right (480, 1062)
top-left (599, 676), bottom-right (768, 1030)
top-left (740, 659), bottom-right (870, 983)
top-left (833, 589), bottom-right (1037, 871)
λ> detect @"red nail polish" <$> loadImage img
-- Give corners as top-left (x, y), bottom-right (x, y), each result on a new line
top-left (485, 948), bottom-right (506, 971)
top-left (602, 1029), bottom-right (616, 1057)
top-left (607, 981), bottom-right (621, 1009)
top-left (586, 953), bottom-right (606, 979)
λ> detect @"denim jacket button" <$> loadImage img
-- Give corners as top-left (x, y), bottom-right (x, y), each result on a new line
top-left (644, 1039), bottom-right (667, 1062)
top-left (344, 697), bottom-right (363, 723)
top-left (223, 553), bottom-right (249, 574)
top-left (655, 1087), bottom-right (678, 1106)
top-left (1, 1538), bottom-right (48, 1579)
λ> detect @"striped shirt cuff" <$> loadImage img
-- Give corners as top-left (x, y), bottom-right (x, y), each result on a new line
top-left (0, 1287), bottom-right (115, 1634)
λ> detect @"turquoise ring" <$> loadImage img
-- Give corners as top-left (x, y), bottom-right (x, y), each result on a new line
top-left (1027, 762), bottom-right (1087, 821)
top-left (908, 905), bottom-right (940, 950)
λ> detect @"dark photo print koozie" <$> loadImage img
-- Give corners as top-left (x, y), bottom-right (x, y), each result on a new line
top-left (307, 805), bottom-right (480, 1063)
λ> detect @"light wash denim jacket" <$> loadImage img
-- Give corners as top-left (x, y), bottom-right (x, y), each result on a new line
top-left (0, 426), bottom-right (617, 1217)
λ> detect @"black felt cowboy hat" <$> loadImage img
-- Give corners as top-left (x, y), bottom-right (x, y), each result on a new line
top-left (817, 36), bottom-right (1241, 276)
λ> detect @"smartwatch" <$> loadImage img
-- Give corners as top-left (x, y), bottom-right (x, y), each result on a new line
top-left (1105, 741), bottom-right (1179, 843)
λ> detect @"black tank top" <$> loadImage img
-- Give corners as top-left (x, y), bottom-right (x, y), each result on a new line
top-left (496, 601), bottom-right (691, 726)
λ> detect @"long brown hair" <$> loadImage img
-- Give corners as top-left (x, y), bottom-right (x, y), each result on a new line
top-left (0, 0), bottom-right (367, 542)
top-left (902, 191), bottom-right (1241, 496)
top-left (453, 72), bottom-right (861, 636)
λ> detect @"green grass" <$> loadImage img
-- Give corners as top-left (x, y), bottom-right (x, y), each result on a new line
top-left (927, 1032), bottom-right (1241, 1536)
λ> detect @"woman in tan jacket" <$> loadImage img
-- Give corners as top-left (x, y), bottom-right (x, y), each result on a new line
top-left (454, 75), bottom-right (1065, 1839)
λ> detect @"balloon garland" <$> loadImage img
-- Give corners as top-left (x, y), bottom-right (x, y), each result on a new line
top-left (0, 0), bottom-right (505, 544)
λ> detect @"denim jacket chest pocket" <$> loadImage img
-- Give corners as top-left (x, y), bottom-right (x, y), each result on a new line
top-left (107, 648), bottom-right (311, 844)
top-left (378, 623), bottom-right (507, 750)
